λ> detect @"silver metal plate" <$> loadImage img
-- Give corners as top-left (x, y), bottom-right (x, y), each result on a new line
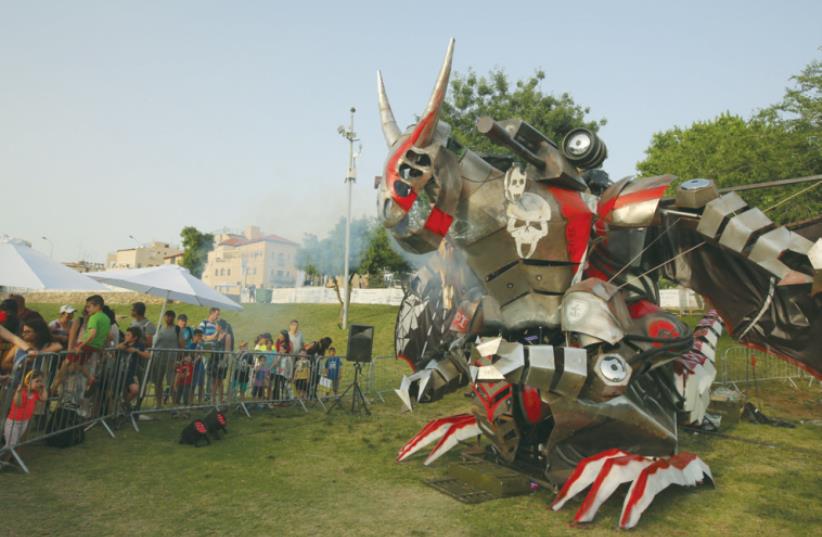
top-left (718, 208), bottom-right (773, 253)
top-left (696, 192), bottom-right (747, 239)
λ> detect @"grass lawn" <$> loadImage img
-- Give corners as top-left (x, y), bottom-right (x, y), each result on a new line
top-left (4, 304), bottom-right (821, 536)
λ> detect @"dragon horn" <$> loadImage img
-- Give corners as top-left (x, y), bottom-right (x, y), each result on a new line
top-left (377, 70), bottom-right (401, 147)
top-left (412, 38), bottom-right (455, 147)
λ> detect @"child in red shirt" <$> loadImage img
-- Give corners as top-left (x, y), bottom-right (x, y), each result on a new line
top-left (4, 370), bottom-right (47, 449)
top-left (174, 355), bottom-right (194, 405)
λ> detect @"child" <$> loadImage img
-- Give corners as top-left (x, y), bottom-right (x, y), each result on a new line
top-left (293, 351), bottom-right (310, 400)
top-left (116, 326), bottom-right (149, 407)
top-left (189, 329), bottom-right (206, 404)
top-left (233, 342), bottom-right (252, 401)
top-left (274, 348), bottom-right (294, 401)
top-left (251, 355), bottom-right (269, 401)
top-left (275, 330), bottom-right (291, 354)
top-left (254, 334), bottom-right (275, 400)
top-left (174, 354), bottom-right (194, 406)
top-left (324, 346), bottom-right (342, 397)
top-left (4, 370), bottom-right (47, 451)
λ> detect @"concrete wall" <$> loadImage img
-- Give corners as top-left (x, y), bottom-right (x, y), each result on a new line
top-left (269, 287), bottom-right (405, 306)
top-left (268, 287), bottom-right (704, 311)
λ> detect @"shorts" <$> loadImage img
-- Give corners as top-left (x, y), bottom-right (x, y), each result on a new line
top-left (175, 383), bottom-right (192, 402)
top-left (209, 366), bottom-right (227, 381)
top-left (251, 385), bottom-right (265, 398)
top-left (236, 370), bottom-right (250, 384)
top-left (207, 356), bottom-right (228, 380)
top-left (238, 382), bottom-right (248, 394)
top-left (152, 352), bottom-right (177, 386)
top-left (125, 361), bottom-right (145, 392)
top-left (295, 379), bottom-right (308, 392)
top-left (3, 419), bottom-right (30, 448)
top-left (192, 363), bottom-right (205, 387)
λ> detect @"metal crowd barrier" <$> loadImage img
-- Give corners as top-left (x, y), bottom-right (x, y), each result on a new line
top-left (0, 346), bottom-right (368, 474)
top-left (715, 345), bottom-right (818, 389)
top-left (363, 356), bottom-right (407, 403)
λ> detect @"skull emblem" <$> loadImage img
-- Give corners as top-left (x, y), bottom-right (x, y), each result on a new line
top-left (506, 193), bottom-right (552, 259)
top-left (504, 167), bottom-right (527, 202)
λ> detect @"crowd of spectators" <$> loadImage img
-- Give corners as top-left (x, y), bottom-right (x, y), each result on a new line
top-left (1, 295), bottom-right (344, 453)
top-left (244, 319), bottom-right (340, 404)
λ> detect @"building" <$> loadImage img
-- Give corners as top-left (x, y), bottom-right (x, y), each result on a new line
top-left (202, 226), bottom-right (298, 296)
top-left (64, 261), bottom-right (105, 273)
top-left (106, 242), bottom-right (183, 269)
top-left (163, 252), bottom-right (185, 266)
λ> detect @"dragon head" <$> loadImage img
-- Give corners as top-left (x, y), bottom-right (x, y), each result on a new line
top-left (376, 39), bottom-right (462, 254)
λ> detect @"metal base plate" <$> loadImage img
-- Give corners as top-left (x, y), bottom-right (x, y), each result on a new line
top-left (425, 477), bottom-right (498, 504)
top-left (425, 458), bottom-right (532, 504)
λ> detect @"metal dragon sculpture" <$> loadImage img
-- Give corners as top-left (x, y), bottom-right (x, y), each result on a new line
top-left (376, 39), bottom-right (822, 528)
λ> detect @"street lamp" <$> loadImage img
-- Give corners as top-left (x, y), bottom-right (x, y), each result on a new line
top-left (337, 106), bottom-right (360, 329)
top-left (41, 236), bottom-right (53, 259)
top-left (128, 235), bottom-right (141, 247)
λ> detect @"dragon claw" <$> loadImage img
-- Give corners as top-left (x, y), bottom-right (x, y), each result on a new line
top-left (552, 450), bottom-right (713, 529)
top-left (397, 414), bottom-right (480, 465)
top-left (395, 369), bottom-right (436, 412)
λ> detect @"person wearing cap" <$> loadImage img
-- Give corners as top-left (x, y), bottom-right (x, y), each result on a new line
top-left (48, 305), bottom-right (76, 346)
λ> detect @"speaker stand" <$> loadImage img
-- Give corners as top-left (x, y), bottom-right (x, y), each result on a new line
top-left (327, 362), bottom-right (370, 416)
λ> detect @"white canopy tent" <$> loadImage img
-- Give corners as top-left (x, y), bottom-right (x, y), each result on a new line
top-left (85, 264), bottom-right (242, 312)
top-left (0, 236), bottom-right (106, 291)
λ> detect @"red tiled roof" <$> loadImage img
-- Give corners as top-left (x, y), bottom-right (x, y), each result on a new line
top-left (219, 237), bottom-right (248, 247)
top-left (256, 234), bottom-right (297, 246)
top-left (218, 233), bottom-right (296, 247)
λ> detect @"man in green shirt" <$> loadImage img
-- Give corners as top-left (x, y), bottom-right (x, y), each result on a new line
top-left (52, 294), bottom-right (111, 404)
top-left (76, 295), bottom-right (111, 352)
top-left (68, 295), bottom-right (108, 386)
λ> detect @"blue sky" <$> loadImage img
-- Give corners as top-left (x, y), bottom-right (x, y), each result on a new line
top-left (1, 0), bottom-right (820, 262)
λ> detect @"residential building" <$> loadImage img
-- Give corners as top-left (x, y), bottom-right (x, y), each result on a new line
top-left (164, 252), bottom-right (185, 266)
top-left (106, 242), bottom-right (183, 269)
top-left (202, 226), bottom-right (298, 296)
top-left (64, 261), bottom-right (105, 273)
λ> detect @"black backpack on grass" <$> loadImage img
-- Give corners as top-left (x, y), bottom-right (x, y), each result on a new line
top-left (45, 406), bottom-right (85, 448)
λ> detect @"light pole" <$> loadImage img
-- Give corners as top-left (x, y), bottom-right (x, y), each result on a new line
top-left (338, 107), bottom-right (359, 329)
top-left (41, 236), bottom-right (53, 259)
top-left (127, 235), bottom-right (142, 268)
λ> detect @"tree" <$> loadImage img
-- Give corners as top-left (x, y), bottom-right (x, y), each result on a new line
top-left (295, 217), bottom-right (372, 325)
top-left (441, 68), bottom-right (606, 156)
top-left (295, 233), bottom-right (324, 286)
top-left (180, 226), bottom-right (214, 278)
top-left (767, 55), bottom-right (822, 133)
top-left (296, 218), bottom-right (414, 324)
top-left (637, 55), bottom-right (822, 223)
top-left (359, 226), bottom-right (412, 287)
top-left (296, 218), bottom-right (372, 283)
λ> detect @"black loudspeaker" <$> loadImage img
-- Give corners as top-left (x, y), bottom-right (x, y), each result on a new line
top-left (203, 409), bottom-right (228, 439)
top-left (180, 420), bottom-right (210, 447)
top-left (346, 324), bottom-right (374, 363)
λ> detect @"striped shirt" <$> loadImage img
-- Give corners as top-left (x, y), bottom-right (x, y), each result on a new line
top-left (198, 320), bottom-right (218, 348)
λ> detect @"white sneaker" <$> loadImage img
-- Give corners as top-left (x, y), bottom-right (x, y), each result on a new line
top-left (138, 414), bottom-right (153, 421)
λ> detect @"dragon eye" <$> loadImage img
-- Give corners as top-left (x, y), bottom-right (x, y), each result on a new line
top-left (405, 150), bottom-right (431, 167)
top-left (399, 164), bottom-right (423, 180)
top-left (394, 181), bottom-right (412, 197)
